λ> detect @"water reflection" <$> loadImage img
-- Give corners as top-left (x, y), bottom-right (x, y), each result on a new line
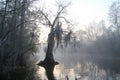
top-left (36, 45), bottom-right (120, 80)
top-left (37, 61), bottom-right (120, 80)
top-left (37, 67), bottom-right (47, 80)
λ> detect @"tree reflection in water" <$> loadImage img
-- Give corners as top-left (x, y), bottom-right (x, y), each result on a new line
top-left (37, 62), bottom-right (120, 80)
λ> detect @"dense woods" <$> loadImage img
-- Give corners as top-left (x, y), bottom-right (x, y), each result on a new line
top-left (0, 0), bottom-right (39, 80)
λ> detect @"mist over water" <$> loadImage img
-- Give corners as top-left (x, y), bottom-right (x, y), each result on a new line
top-left (35, 44), bottom-right (120, 80)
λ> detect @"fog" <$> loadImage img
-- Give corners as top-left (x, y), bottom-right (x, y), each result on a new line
top-left (33, 41), bottom-right (120, 80)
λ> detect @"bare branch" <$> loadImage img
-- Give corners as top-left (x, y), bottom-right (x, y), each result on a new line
top-left (39, 10), bottom-right (52, 26)
top-left (52, 4), bottom-right (69, 29)
top-left (58, 16), bottom-right (73, 25)
top-left (1, 19), bottom-right (36, 42)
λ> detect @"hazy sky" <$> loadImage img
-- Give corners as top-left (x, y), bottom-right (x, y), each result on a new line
top-left (37, 0), bottom-right (117, 25)
top-left (68, 0), bottom-right (118, 25)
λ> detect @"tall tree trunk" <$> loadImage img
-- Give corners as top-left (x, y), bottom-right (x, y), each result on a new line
top-left (0, 0), bottom-right (8, 38)
top-left (37, 29), bottom-right (58, 80)
top-left (18, 0), bottom-right (27, 66)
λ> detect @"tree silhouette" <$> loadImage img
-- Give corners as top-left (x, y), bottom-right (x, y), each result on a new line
top-left (37, 1), bottom-right (72, 80)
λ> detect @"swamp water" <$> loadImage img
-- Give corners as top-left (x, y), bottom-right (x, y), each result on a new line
top-left (35, 46), bottom-right (120, 80)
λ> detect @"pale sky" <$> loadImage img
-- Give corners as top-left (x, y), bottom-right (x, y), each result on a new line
top-left (37, 0), bottom-right (118, 25)
top-left (69, 0), bottom-right (116, 25)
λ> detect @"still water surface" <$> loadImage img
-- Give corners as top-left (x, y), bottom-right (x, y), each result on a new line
top-left (36, 46), bottom-right (120, 80)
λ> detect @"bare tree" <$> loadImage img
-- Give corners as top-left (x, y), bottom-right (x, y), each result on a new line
top-left (37, 1), bottom-right (72, 80)
top-left (108, 1), bottom-right (120, 33)
top-left (85, 21), bottom-right (106, 42)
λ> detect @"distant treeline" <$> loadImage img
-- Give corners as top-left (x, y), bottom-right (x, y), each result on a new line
top-left (70, 1), bottom-right (120, 58)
